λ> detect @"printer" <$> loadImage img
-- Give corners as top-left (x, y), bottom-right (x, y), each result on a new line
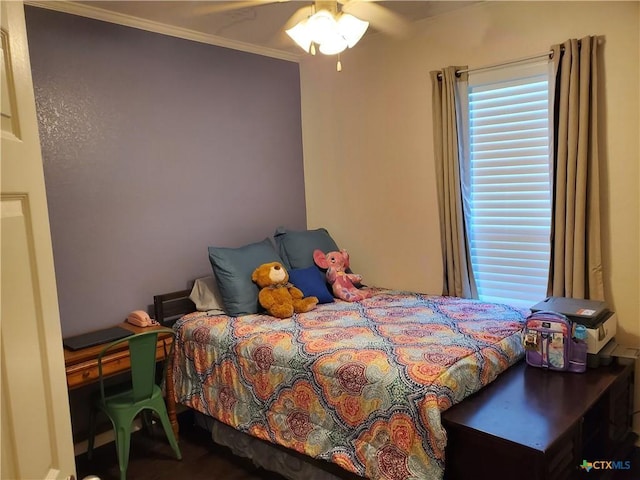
top-left (530, 297), bottom-right (617, 364)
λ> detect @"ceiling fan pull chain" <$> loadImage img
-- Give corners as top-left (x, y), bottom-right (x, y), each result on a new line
top-left (337, 53), bottom-right (342, 72)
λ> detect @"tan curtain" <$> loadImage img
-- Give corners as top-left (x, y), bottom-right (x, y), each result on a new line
top-left (430, 67), bottom-right (477, 298)
top-left (548, 36), bottom-right (605, 300)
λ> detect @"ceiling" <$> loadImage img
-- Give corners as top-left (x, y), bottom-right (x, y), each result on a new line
top-left (61, 1), bottom-right (477, 60)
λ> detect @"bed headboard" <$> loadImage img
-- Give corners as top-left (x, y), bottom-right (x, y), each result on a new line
top-left (153, 289), bottom-right (196, 326)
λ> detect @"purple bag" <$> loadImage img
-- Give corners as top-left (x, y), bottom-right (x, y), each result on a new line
top-left (523, 311), bottom-right (572, 371)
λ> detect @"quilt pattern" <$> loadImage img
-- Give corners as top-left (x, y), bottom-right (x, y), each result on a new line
top-left (172, 288), bottom-right (526, 480)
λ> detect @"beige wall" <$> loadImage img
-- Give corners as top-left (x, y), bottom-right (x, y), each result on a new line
top-left (300, 1), bottom-right (640, 434)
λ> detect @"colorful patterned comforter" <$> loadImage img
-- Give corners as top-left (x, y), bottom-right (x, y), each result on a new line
top-left (171, 288), bottom-right (526, 480)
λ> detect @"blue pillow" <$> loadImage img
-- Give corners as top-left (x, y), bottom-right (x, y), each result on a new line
top-left (208, 238), bottom-right (283, 316)
top-left (288, 266), bottom-right (334, 304)
top-left (274, 227), bottom-right (340, 269)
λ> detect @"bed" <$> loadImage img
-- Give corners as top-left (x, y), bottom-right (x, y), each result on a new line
top-left (158, 286), bottom-right (526, 480)
top-left (155, 228), bottom-right (527, 479)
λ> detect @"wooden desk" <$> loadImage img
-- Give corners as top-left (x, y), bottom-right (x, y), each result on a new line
top-left (63, 323), bottom-right (179, 436)
top-left (442, 361), bottom-right (636, 480)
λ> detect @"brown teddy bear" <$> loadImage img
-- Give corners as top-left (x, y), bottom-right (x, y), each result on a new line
top-left (251, 262), bottom-right (318, 318)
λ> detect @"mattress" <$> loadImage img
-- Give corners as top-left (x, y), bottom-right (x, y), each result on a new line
top-left (171, 288), bottom-right (526, 480)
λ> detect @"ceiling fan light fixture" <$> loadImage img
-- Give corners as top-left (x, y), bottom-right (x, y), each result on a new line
top-left (336, 13), bottom-right (368, 48)
top-left (285, 19), bottom-right (313, 53)
top-left (318, 32), bottom-right (348, 55)
top-left (305, 9), bottom-right (338, 45)
top-left (285, 6), bottom-right (369, 58)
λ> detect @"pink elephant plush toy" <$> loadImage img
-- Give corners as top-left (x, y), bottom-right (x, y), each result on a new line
top-left (313, 249), bottom-right (372, 302)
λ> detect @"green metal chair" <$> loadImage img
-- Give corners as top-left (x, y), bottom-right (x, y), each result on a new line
top-left (87, 329), bottom-right (182, 480)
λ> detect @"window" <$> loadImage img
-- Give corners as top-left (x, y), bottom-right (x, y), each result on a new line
top-left (467, 62), bottom-right (551, 308)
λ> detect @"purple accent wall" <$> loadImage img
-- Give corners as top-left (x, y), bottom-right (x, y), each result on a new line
top-left (25, 7), bottom-right (307, 337)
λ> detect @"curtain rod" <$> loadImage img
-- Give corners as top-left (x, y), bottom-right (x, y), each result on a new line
top-left (458, 50), bottom-right (553, 76)
top-left (436, 49), bottom-right (557, 80)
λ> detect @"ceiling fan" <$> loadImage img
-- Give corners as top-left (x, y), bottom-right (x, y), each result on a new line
top-left (195, 1), bottom-right (411, 59)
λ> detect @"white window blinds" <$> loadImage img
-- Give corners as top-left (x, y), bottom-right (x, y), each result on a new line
top-left (468, 62), bottom-right (551, 308)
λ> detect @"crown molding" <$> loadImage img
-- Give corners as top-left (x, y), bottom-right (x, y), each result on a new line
top-left (25, 0), bottom-right (302, 63)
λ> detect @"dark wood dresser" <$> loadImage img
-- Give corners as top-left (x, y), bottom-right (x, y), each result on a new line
top-left (442, 360), bottom-right (636, 480)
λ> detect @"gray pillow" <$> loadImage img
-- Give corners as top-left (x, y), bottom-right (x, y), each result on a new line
top-left (208, 238), bottom-right (283, 316)
top-left (273, 227), bottom-right (340, 269)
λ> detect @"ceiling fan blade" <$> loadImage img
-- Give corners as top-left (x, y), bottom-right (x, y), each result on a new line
top-left (341, 1), bottom-right (412, 38)
top-left (193, 0), bottom-right (285, 16)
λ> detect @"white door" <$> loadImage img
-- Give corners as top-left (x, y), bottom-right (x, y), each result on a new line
top-left (1, 1), bottom-right (76, 479)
